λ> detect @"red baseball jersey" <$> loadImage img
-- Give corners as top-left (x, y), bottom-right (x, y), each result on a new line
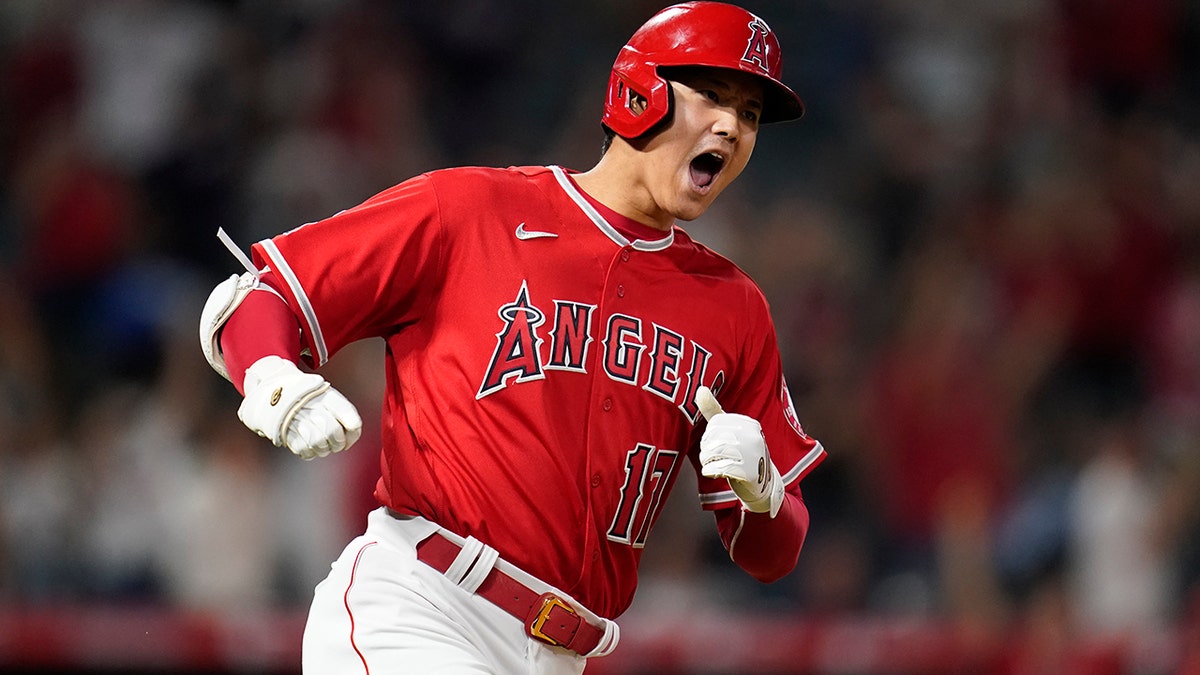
top-left (250, 165), bottom-right (825, 618)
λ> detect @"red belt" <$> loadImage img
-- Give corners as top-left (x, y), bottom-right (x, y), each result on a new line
top-left (415, 531), bottom-right (606, 655)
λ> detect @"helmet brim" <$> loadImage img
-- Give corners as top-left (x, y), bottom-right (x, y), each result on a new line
top-left (759, 77), bottom-right (805, 124)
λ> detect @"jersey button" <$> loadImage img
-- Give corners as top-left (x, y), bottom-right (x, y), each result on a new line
top-left (621, 250), bottom-right (630, 262)
top-left (591, 473), bottom-right (601, 487)
top-left (602, 397), bottom-right (613, 411)
top-left (616, 284), bottom-right (625, 298)
top-left (592, 550), bottom-right (601, 561)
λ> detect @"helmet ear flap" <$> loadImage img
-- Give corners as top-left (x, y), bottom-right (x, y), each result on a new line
top-left (603, 56), bottom-right (672, 139)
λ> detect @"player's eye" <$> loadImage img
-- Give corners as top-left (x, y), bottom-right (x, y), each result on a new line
top-left (701, 89), bottom-right (720, 103)
top-left (742, 109), bottom-right (760, 124)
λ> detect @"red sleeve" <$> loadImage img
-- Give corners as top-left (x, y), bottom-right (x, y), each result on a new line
top-left (247, 173), bottom-right (443, 369)
top-left (694, 287), bottom-right (825, 510)
top-left (713, 486), bottom-right (810, 582)
top-left (219, 286), bottom-right (303, 394)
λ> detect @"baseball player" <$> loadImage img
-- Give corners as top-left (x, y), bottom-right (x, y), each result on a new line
top-left (199, 3), bottom-right (825, 673)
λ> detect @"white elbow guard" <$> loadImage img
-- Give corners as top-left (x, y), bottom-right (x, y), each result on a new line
top-left (199, 271), bottom-right (266, 381)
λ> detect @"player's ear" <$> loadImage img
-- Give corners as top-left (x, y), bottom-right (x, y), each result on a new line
top-left (629, 91), bottom-right (648, 116)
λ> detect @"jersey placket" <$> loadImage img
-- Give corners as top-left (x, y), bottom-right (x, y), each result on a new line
top-left (579, 243), bottom-right (646, 602)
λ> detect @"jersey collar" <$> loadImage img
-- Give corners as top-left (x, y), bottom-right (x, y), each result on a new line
top-left (551, 165), bottom-right (674, 252)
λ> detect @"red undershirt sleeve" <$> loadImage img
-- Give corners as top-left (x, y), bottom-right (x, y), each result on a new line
top-left (714, 487), bottom-right (810, 583)
top-left (219, 288), bottom-right (303, 394)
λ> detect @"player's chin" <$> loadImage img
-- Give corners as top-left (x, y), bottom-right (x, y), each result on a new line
top-left (669, 193), bottom-right (713, 222)
top-left (674, 180), bottom-right (723, 220)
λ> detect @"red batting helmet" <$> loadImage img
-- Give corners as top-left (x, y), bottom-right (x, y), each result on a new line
top-left (602, 2), bottom-right (805, 139)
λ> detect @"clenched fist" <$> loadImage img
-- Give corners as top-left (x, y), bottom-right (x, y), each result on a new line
top-left (238, 355), bottom-right (363, 460)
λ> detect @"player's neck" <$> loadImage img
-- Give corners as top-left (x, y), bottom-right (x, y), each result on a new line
top-left (575, 152), bottom-right (674, 232)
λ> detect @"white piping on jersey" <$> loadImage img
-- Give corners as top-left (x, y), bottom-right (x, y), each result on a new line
top-left (550, 165), bottom-right (674, 252)
top-left (258, 238), bottom-right (330, 367)
top-left (698, 440), bottom-right (825, 507)
top-left (727, 509), bottom-right (748, 562)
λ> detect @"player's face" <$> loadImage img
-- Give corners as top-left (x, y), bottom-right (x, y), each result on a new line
top-left (642, 69), bottom-right (762, 222)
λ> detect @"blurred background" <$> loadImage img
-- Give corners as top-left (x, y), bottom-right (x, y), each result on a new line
top-left (1, 0), bottom-right (1199, 673)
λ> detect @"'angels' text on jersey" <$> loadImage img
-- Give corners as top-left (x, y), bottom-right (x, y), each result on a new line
top-left (477, 281), bottom-right (722, 424)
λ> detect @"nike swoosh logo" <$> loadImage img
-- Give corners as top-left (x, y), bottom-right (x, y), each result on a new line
top-left (515, 223), bottom-right (558, 240)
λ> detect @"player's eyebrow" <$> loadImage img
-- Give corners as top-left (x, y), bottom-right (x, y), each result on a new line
top-left (690, 73), bottom-right (764, 111)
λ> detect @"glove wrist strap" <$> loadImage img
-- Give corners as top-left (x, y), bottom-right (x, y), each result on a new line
top-left (739, 461), bottom-right (785, 518)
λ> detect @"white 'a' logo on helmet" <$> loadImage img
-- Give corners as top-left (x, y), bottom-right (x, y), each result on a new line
top-left (741, 18), bottom-right (770, 72)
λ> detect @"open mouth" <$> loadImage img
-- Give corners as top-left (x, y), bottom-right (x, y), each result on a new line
top-left (689, 151), bottom-right (725, 190)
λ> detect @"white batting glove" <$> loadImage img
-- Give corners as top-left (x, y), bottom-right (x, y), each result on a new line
top-left (697, 386), bottom-right (785, 518)
top-left (238, 355), bottom-right (363, 460)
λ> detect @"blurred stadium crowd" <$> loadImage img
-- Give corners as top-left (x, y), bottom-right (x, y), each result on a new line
top-left (1, 0), bottom-right (1200, 672)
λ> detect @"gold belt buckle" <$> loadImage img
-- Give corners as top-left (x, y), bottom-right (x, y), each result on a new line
top-left (527, 593), bottom-right (577, 647)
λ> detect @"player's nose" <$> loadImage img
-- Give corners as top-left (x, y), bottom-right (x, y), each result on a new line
top-left (712, 107), bottom-right (740, 142)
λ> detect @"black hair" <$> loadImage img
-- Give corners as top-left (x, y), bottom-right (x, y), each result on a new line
top-left (601, 127), bottom-right (617, 155)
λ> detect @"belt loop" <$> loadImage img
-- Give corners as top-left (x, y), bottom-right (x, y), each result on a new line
top-left (444, 537), bottom-right (485, 586)
top-left (459, 544), bottom-right (498, 594)
top-left (586, 619), bottom-right (620, 658)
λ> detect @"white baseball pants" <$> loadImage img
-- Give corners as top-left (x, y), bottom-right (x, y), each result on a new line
top-left (301, 508), bottom-right (589, 674)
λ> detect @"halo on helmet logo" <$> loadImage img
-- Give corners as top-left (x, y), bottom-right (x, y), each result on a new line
top-left (741, 18), bottom-right (771, 73)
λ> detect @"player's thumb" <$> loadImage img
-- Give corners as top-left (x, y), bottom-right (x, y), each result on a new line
top-left (696, 386), bottom-right (724, 421)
